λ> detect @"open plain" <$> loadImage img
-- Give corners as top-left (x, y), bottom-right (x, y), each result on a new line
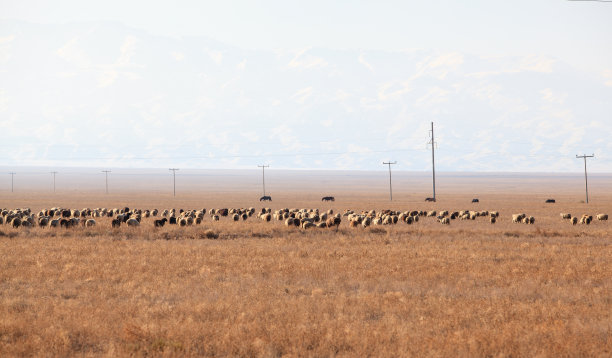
top-left (1, 170), bottom-right (611, 357)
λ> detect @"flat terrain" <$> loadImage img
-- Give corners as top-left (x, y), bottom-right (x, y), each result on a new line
top-left (1, 171), bottom-right (611, 357)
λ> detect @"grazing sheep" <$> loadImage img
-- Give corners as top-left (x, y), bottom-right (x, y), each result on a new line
top-left (490, 211), bottom-right (499, 218)
top-left (302, 222), bottom-right (315, 229)
top-left (560, 213), bottom-right (571, 220)
top-left (212, 215), bottom-right (220, 221)
top-left (440, 217), bottom-right (450, 225)
top-left (472, 198), bottom-right (479, 203)
top-left (60, 219), bottom-right (72, 228)
top-left (529, 216), bottom-right (535, 224)
top-left (232, 214), bottom-right (240, 221)
top-left (285, 218), bottom-right (295, 227)
top-left (85, 219), bottom-right (96, 227)
top-left (111, 219), bottom-right (121, 228)
top-left (425, 197), bottom-right (435, 202)
top-left (349, 220), bottom-right (359, 228)
top-left (154, 218), bottom-right (167, 227)
top-left (126, 218), bottom-right (140, 227)
top-left (545, 199), bottom-right (556, 203)
top-left (597, 214), bottom-right (608, 221)
top-left (362, 217), bottom-right (371, 228)
top-left (169, 217), bottom-right (177, 225)
top-left (316, 222), bottom-right (327, 228)
top-left (259, 196), bottom-right (272, 201)
top-left (38, 217), bottom-right (49, 227)
top-left (321, 196), bottom-right (335, 202)
top-left (490, 217), bottom-right (496, 224)
top-left (571, 217), bottom-right (578, 225)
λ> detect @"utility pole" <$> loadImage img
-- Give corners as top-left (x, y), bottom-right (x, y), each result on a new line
top-left (101, 170), bottom-right (111, 194)
top-left (169, 168), bottom-right (179, 197)
top-left (383, 161), bottom-right (397, 201)
top-left (9, 172), bottom-right (15, 192)
top-left (258, 164), bottom-right (269, 196)
top-left (50, 171), bottom-right (58, 193)
top-left (427, 122), bottom-right (437, 201)
top-left (576, 154), bottom-right (594, 203)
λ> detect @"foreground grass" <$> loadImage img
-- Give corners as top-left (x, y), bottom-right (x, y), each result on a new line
top-left (0, 224), bottom-right (610, 357)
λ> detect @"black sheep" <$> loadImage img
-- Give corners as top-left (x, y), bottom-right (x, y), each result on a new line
top-left (154, 218), bottom-right (167, 227)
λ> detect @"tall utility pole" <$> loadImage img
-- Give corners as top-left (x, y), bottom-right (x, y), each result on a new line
top-left (258, 164), bottom-right (269, 196)
top-left (169, 168), bottom-right (179, 197)
top-left (101, 170), bottom-right (111, 194)
top-left (427, 122), bottom-right (437, 201)
top-left (9, 172), bottom-right (15, 192)
top-left (50, 171), bottom-right (58, 193)
top-left (576, 154), bottom-right (595, 203)
top-left (383, 161), bottom-right (397, 201)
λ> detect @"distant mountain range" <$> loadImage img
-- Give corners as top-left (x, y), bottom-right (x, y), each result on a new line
top-left (1, 20), bottom-right (611, 172)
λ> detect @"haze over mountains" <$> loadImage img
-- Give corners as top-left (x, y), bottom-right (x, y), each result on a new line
top-left (1, 20), bottom-right (611, 172)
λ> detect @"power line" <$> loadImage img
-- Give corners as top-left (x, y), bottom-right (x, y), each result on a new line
top-left (169, 168), bottom-right (179, 197)
top-left (257, 164), bottom-right (269, 196)
top-left (383, 161), bottom-right (397, 201)
top-left (576, 154), bottom-right (595, 203)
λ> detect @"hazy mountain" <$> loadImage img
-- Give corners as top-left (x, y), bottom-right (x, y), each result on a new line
top-left (1, 20), bottom-right (611, 172)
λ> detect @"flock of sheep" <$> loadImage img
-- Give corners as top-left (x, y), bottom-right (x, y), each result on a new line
top-left (0, 206), bottom-right (608, 230)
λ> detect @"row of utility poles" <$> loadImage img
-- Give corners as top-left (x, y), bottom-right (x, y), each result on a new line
top-left (3, 124), bottom-right (598, 202)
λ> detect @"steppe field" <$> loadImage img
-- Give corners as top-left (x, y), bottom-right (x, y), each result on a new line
top-left (1, 170), bottom-right (611, 357)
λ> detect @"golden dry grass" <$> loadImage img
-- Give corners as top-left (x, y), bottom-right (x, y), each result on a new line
top-left (1, 177), bottom-right (611, 357)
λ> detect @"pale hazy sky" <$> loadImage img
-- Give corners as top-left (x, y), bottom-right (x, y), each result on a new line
top-left (4, 0), bottom-right (611, 72)
top-left (1, 1), bottom-right (611, 172)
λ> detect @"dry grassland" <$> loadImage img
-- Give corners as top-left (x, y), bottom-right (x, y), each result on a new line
top-left (1, 174), bottom-right (611, 357)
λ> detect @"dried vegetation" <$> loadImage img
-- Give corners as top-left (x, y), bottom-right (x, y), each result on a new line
top-left (0, 190), bottom-right (611, 357)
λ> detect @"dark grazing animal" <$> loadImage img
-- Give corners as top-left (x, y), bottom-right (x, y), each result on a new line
top-left (425, 197), bottom-right (436, 202)
top-left (11, 217), bottom-right (21, 228)
top-left (169, 217), bottom-right (177, 225)
top-left (111, 218), bottom-right (121, 228)
top-left (154, 218), bottom-right (168, 227)
top-left (321, 196), bottom-right (335, 202)
top-left (260, 196), bottom-right (272, 201)
top-left (472, 198), bottom-right (479, 203)
top-left (60, 219), bottom-right (72, 228)
top-left (545, 199), bottom-right (556, 203)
